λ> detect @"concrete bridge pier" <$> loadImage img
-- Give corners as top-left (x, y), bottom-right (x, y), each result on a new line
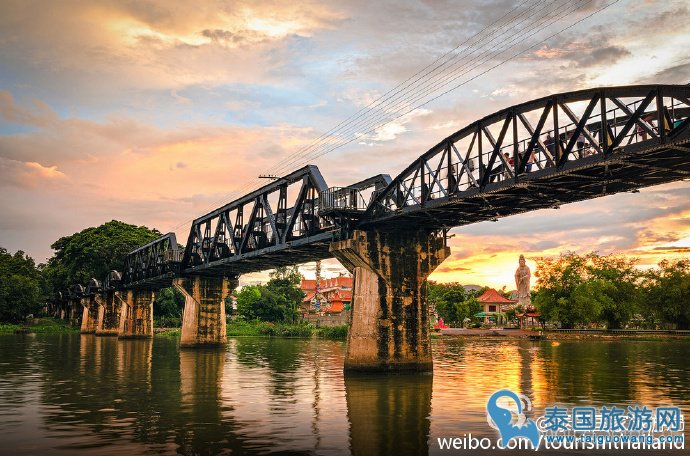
top-left (330, 230), bottom-right (450, 372)
top-left (96, 291), bottom-right (122, 336)
top-left (173, 275), bottom-right (237, 348)
top-left (69, 298), bottom-right (81, 325)
top-left (118, 289), bottom-right (154, 338)
top-left (80, 296), bottom-right (100, 334)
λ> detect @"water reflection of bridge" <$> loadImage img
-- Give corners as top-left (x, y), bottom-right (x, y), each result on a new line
top-left (2, 335), bottom-right (689, 453)
top-left (59, 84), bottom-right (690, 372)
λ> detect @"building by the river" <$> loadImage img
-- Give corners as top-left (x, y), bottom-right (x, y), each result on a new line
top-left (300, 275), bottom-right (352, 314)
top-left (476, 288), bottom-right (516, 325)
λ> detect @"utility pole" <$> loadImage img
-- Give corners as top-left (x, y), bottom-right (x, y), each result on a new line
top-left (314, 260), bottom-right (327, 313)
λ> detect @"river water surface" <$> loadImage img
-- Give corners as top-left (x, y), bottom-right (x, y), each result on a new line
top-left (0, 334), bottom-right (689, 455)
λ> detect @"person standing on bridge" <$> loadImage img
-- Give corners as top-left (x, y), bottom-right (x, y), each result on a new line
top-left (522, 148), bottom-right (535, 173)
top-left (577, 132), bottom-right (587, 158)
top-left (544, 132), bottom-right (555, 166)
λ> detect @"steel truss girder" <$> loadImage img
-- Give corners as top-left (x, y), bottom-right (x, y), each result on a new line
top-left (181, 165), bottom-right (333, 275)
top-left (122, 233), bottom-right (180, 287)
top-left (364, 84), bottom-right (690, 227)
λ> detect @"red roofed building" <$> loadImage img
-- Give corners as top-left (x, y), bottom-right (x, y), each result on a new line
top-left (477, 288), bottom-right (516, 313)
top-left (300, 276), bottom-right (353, 314)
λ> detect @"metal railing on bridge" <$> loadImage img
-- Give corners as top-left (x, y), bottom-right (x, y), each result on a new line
top-left (115, 84), bottom-right (690, 289)
top-left (180, 165), bottom-right (338, 275)
top-left (364, 84), bottom-right (690, 229)
top-left (121, 233), bottom-right (181, 288)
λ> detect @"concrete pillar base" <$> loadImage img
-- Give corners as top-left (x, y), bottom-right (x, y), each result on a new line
top-left (118, 289), bottom-right (154, 338)
top-left (96, 291), bottom-right (122, 336)
top-left (330, 230), bottom-right (450, 372)
top-left (174, 275), bottom-right (238, 348)
top-left (80, 297), bottom-right (99, 334)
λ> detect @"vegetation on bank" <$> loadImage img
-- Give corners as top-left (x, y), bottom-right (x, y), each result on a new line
top-left (534, 253), bottom-right (690, 330)
top-left (0, 317), bottom-right (80, 334)
top-left (154, 321), bottom-right (347, 339)
top-left (228, 320), bottom-right (348, 339)
top-left (429, 251), bottom-right (690, 331)
top-left (233, 266), bottom-right (305, 323)
top-left (42, 220), bottom-right (161, 293)
top-left (1, 221), bottom-right (165, 324)
top-left (0, 247), bottom-right (45, 322)
top-left (428, 281), bottom-right (484, 327)
top-left (3, 220), bottom-right (690, 334)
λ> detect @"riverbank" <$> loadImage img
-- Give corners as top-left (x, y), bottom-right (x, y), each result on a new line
top-left (0, 318), bottom-right (80, 334)
top-left (156, 321), bottom-right (348, 340)
top-left (0, 318), bottom-right (348, 339)
top-left (438, 327), bottom-right (690, 340)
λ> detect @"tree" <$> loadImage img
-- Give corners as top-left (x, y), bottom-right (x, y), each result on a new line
top-left (154, 287), bottom-right (185, 326)
top-left (534, 252), bottom-right (641, 329)
top-left (235, 285), bottom-right (292, 323)
top-left (533, 252), bottom-right (591, 329)
top-left (235, 285), bottom-right (262, 321)
top-left (585, 254), bottom-right (641, 329)
top-left (643, 259), bottom-right (690, 329)
top-left (428, 282), bottom-right (481, 327)
top-left (254, 287), bottom-right (290, 322)
top-left (0, 248), bottom-right (44, 322)
top-left (43, 220), bottom-right (161, 294)
top-left (233, 266), bottom-right (305, 323)
top-left (266, 266), bottom-right (304, 323)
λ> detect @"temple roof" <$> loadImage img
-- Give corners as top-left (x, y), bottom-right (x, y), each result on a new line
top-left (477, 288), bottom-right (517, 304)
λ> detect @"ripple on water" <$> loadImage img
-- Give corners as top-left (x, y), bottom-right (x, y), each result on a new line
top-left (0, 334), bottom-right (688, 454)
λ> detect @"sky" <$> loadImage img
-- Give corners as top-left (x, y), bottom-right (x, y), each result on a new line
top-left (1, 0), bottom-right (689, 290)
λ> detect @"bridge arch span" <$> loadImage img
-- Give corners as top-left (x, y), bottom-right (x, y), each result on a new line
top-left (363, 84), bottom-right (690, 229)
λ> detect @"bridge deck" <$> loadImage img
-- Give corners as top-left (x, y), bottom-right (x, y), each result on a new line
top-left (117, 84), bottom-right (690, 290)
top-left (363, 137), bottom-right (690, 230)
top-left (364, 85), bottom-right (690, 230)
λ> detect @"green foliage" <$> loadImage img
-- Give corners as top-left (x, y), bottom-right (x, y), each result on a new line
top-left (234, 266), bottom-right (305, 323)
top-left (43, 220), bottom-right (161, 295)
top-left (27, 318), bottom-right (79, 333)
top-left (0, 318), bottom-right (79, 334)
top-left (235, 285), bottom-right (291, 322)
top-left (266, 266), bottom-right (304, 323)
top-left (643, 259), bottom-right (690, 330)
top-left (534, 252), bottom-right (642, 329)
top-left (155, 328), bottom-right (181, 337)
top-left (154, 287), bottom-right (185, 327)
top-left (428, 282), bottom-right (481, 327)
top-left (236, 285), bottom-right (262, 319)
top-left (226, 320), bottom-right (348, 339)
top-left (317, 324), bottom-right (348, 339)
top-left (0, 247), bottom-right (44, 322)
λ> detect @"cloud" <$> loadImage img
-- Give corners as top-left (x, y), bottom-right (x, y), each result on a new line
top-left (1, 0), bottom-right (689, 282)
top-left (0, 91), bottom-right (59, 127)
top-left (651, 246), bottom-right (690, 253)
top-left (642, 61), bottom-right (690, 84)
top-left (435, 264), bottom-right (471, 273)
top-left (0, 157), bottom-right (67, 189)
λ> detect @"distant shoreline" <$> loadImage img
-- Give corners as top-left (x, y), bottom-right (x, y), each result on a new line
top-left (437, 327), bottom-right (690, 340)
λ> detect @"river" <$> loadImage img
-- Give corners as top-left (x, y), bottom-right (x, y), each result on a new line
top-left (0, 334), bottom-right (688, 455)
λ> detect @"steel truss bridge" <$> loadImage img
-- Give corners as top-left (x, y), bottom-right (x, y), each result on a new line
top-left (118, 84), bottom-right (690, 289)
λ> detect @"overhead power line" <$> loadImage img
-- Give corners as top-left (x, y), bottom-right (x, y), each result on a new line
top-left (167, 0), bottom-right (620, 235)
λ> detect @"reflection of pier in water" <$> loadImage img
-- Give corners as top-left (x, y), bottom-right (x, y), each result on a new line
top-left (2, 335), bottom-right (690, 454)
top-left (346, 374), bottom-right (432, 455)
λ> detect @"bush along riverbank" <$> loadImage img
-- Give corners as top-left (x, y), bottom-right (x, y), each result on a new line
top-left (155, 321), bottom-right (348, 339)
top-left (0, 318), bottom-right (80, 335)
top-left (226, 320), bottom-right (348, 339)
